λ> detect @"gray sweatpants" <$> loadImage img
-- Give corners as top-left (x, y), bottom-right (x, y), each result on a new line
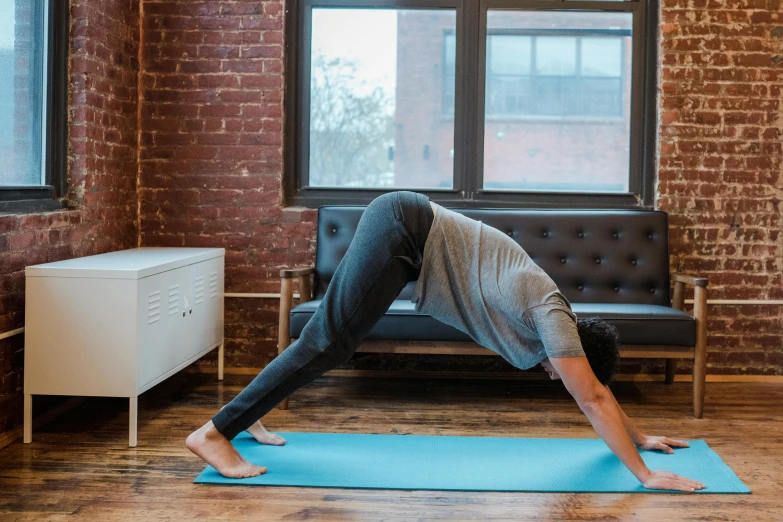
top-left (212, 190), bottom-right (435, 439)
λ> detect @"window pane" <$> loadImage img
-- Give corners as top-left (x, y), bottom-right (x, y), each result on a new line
top-left (582, 37), bottom-right (622, 77)
top-left (309, 9), bottom-right (456, 190)
top-left (444, 33), bottom-right (456, 69)
top-left (486, 36), bottom-right (533, 115)
top-left (483, 10), bottom-right (632, 193)
top-left (535, 37), bottom-right (576, 76)
top-left (443, 32), bottom-right (456, 117)
top-left (490, 35), bottom-right (531, 75)
top-left (0, 0), bottom-right (45, 186)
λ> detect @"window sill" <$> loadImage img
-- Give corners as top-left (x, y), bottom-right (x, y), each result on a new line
top-left (0, 186), bottom-right (65, 213)
top-left (0, 198), bottom-right (65, 214)
top-left (289, 187), bottom-right (649, 210)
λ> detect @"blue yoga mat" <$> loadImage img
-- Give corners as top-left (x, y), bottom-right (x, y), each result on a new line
top-left (194, 432), bottom-right (750, 493)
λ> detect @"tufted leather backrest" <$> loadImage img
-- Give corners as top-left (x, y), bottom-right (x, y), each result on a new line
top-left (313, 207), bottom-right (671, 306)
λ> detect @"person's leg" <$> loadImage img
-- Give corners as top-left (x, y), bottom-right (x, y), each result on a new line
top-left (187, 191), bottom-right (434, 477)
top-left (213, 190), bottom-right (433, 437)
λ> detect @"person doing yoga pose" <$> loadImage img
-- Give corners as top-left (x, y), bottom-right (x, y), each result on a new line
top-left (187, 190), bottom-right (706, 493)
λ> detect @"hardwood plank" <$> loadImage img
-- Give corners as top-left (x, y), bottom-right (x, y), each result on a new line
top-left (0, 371), bottom-right (780, 520)
top-left (0, 398), bottom-right (86, 450)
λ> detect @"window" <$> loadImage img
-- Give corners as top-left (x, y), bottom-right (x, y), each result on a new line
top-left (0, 0), bottom-right (67, 212)
top-left (481, 11), bottom-right (633, 193)
top-left (307, 8), bottom-right (456, 190)
top-left (285, 0), bottom-right (658, 208)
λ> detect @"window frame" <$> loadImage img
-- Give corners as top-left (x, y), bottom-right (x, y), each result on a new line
top-left (284, 0), bottom-right (659, 209)
top-left (0, 0), bottom-right (68, 213)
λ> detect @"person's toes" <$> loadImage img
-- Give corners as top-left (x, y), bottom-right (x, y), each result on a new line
top-left (254, 432), bottom-right (285, 445)
top-left (266, 433), bottom-right (286, 445)
top-left (247, 423), bottom-right (286, 445)
top-left (241, 465), bottom-right (266, 478)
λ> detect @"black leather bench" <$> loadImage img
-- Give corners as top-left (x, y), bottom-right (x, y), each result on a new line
top-left (278, 206), bottom-right (709, 417)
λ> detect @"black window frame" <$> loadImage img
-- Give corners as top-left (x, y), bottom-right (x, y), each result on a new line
top-left (0, 0), bottom-right (68, 213)
top-left (284, 0), bottom-right (659, 209)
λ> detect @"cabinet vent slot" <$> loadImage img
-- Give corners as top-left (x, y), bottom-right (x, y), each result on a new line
top-left (148, 290), bottom-right (161, 324)
top-left (168, 285), bottom-right (180, 315)
top-left (194, 276), bottom-right (205, 305)
top-left (209, 272), bottom-right (218, 299)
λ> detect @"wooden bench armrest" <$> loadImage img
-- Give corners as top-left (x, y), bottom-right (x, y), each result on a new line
top-left (279, 266), bottom-right (314, 304)
top-left (280, 266), bottom-right (315, 279)
top-left (671, 272), bottom-right (709, 312)
top-left (671, 273), bottom-right (709, 287)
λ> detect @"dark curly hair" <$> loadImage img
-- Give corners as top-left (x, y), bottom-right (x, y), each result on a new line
top-left (576, 318), bottom-right (620, 385)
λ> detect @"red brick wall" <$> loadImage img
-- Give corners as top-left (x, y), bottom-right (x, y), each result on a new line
top-left (657, 0), bottom-right (782, 375)
top-left (138, 0), bottom-right (317, 363)
top-left (0, 0), bottom-right (140, 437)
top-left (137, 0), bottom-right (782, 376)
top-left (2, 0), bottom-right (782, 443)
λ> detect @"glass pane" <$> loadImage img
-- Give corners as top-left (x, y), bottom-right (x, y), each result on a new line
top-left (490, 35), bottom-right (531, 75)
top-left (535, 37), bottom-right (576, 76)
top-left (483, 10), bottom-right (632, 193)
top-left (443, 32), bottom-right (456, 117)
top-left (309, 8), bottom-right (456, 189)
top-left (582, 37), bottom-right (622, 77)
top-left (0, 0), bottom-right (45, 186)
top-left (444, 33), bottom-right (456, 69)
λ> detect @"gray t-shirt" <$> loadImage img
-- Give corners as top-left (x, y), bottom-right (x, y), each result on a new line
top-left (412, 204), bottom-right (585, 369)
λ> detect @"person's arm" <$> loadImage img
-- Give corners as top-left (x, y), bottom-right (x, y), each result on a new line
top-left (548, 356), bottom-right (705, 492)
top-left (604, 384), bottom-right (691, 454)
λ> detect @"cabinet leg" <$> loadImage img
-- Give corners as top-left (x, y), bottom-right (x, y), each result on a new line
top-left (218, 341), bottom-right (224, 381)
top-left (129, 397), bottom-right (138, 448)
top-left (23, 394), bottom-right (32, 444)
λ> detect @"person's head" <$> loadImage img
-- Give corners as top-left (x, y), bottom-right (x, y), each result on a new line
top-left (540, 318), bottom-right (620, 385)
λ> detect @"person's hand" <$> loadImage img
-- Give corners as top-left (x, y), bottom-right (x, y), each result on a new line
top-left (637, 435), bottom-right (690, 454)
top-left (641, 470), bottom-right (706, 492)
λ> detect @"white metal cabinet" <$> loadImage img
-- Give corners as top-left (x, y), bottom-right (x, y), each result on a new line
top-left (23, 247), bottom-right (225, 447)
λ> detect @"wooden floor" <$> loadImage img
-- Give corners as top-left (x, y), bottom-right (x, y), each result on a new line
top-left (1, 371), bottom-right (781, 521)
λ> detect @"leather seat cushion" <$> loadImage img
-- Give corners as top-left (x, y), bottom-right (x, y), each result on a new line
top-left (570, 303), bottom-right (695, 346)
top-left (289, 300), bottom-right (696, 347)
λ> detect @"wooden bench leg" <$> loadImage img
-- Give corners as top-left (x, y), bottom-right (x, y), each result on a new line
top-left (668, 281), bottom-right (685, 385)
top-left (277, 277), bottom-right (294, 411)
top-left (277, 336), bottom-right (293, 411)
top-left (665, 359), bottom-right (677, 385)
top-left (693, 356), bottom-right (706, 419)
top-left (692, 285), bottom-right (708, 418)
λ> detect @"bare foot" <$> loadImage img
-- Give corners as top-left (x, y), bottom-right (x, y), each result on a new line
top-left (246, 420), bottom-right (287, 446)
top-left (186, 421), bottom-right (267, 479)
